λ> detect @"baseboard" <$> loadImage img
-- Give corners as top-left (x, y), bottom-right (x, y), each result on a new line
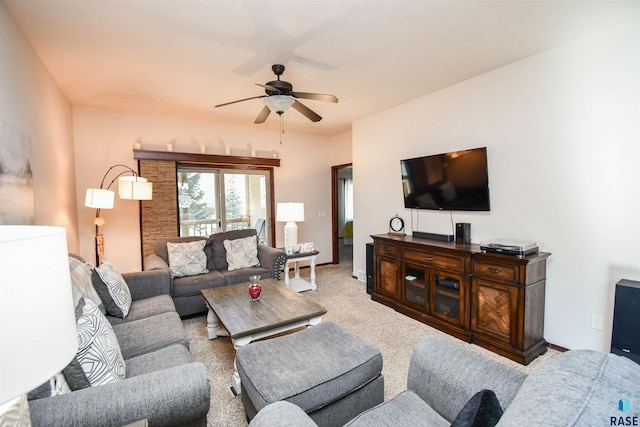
top-left (548, 342), bottom-right (569, 352)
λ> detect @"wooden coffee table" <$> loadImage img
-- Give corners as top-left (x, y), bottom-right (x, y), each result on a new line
top-left (201, 279), bottom-right (327, 394)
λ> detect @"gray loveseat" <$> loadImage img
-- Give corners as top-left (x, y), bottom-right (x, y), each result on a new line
top-left (250, 334), bottom-right (640, 426)
top-left (145, 229), bottom-right (287, 317)
top-left (28, 256), bottom-right (210, 427)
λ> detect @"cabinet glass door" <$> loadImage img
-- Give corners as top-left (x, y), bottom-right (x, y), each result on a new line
top-left (403, 264), bottom-right (428, 310)
top-left (431, 270), bottom-right (464, 325)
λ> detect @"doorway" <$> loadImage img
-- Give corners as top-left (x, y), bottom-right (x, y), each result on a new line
top-left (331, 163), bottom-right (353, 266)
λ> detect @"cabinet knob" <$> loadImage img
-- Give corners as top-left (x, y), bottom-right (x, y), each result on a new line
top-left (488, 267), bottom-right (500, 274)
top-left (384, 247), bottom-right (391, 251)
top-left (425, 256), bottom-right (434, 261)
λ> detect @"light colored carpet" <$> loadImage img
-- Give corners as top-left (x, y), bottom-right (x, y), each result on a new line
top-left (183, 262), bottom-right (559, 426)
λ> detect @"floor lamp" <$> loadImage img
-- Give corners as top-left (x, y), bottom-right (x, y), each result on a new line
top-left (0, 226), bottom-right (78, 426)
top-left (85, 164), bottom-right (153, 265)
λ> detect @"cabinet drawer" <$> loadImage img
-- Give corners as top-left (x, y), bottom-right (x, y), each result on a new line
top-left (404, 249), bottom-right (465, 271)
top-left (375, 241), bottom-right (400, 257)
top-left (473, 260), bottom-right (519, 283)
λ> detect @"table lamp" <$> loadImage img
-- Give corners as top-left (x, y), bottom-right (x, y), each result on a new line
top-left (0, 226), bottom-right (78, 426)
top-left (276, 202), bottom-right (305, 248)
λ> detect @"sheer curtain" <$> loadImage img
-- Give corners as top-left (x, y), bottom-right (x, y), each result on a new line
top-left (344, 178), bottom-right (353, 221)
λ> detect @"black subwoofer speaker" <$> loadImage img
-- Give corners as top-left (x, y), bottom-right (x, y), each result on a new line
top-left (455, 223), bottom-right (471, 244)
top-left (366, 243), bottom-right (374, 294)
top-left (611, 279), bottom-right (640, 364)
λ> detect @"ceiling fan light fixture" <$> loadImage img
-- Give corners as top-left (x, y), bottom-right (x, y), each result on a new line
top-left (263, 95), bottom-right (295, 115)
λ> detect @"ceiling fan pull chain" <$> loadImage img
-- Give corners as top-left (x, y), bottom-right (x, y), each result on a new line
top-left (280, 114), bottom-right (284, 144)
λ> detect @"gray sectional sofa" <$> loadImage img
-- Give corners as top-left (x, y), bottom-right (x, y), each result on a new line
top-left (28, 257), bottom-right (210, 427)
top-left (250, 334), bottom-right (640, 426)
top-left (145, 229), bottom-right (287, 317)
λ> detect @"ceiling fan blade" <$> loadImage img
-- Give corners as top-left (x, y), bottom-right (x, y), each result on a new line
top-left (254, 105), bottom-right (271, 124)
top-left (292, 100), bottom-right (322, 122)
top-left (215, 95), bottom-right (265, 108)
top-left (255, 83), bottom-right (281, 93)
top-left (291, 92), bottom-right (338, 103)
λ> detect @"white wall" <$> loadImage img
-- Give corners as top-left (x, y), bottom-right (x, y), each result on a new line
top-left (352, 21), bottom-right (640, 352)
top-left (73, 106), bottom-right (333, 272)
top-left (330, 129), bottom-right (353, 166)
top-left (0, 3), bottom-right (78, 250)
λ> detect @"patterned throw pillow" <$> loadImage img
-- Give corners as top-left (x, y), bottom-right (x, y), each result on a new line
top-left (223, 235), bottom-right (260, 271)
top-left (167, 240), bottom-right (209, 277)
top-left (75, 298), bottom-right (126, 386)
top-left (68, 254), bottom-right (105, 313)
top-left (92, 261), bottom-right (132, 318)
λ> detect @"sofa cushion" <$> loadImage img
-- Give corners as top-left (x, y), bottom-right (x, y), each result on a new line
top-left (408, 335), bottom-right (526, 423)
top-left (75, 298), bottom-right (126, 386)
top-left (125, 343), bottom-right (192, 378)
top-left (112, 311), bottom-right (189, 359)
top-left (107, 294), bottom-right (176, 325)
top-left (68, 254), bottom-right (105, 313)
top-left (167, 240), bottom-right (209, 277)
top-left (345, 390), bottom-right (449, 427)
top-left (172, 270), bottom-right (226, 298)
top-left (498, 350), bottom-right (640, 426)
top-left (224, 235), bottom-right (260, 271)
top-left (209, 229), bottom-right (257, 270)
top-left (92, 262), bottom-right (132, 318)
top-left (451, 389), bottom-right (503, 427)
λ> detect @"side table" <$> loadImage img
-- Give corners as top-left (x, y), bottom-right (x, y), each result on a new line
top-left (283, 250), bottom-right (319, 292)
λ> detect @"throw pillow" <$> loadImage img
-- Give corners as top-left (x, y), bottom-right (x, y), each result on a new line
top-left (167, 240), bottom-right (209, 277)
top-left (450, 389), bottom-right (503, 427)
top-left (223, 235), bottom-right (260, 271)
top-left (92, 261), bottom-right (132, 318)
top-left (62, 357), bottom-right (91, 391)
top-left (68, 254), bottom-right (105, 314)
top-left (74, 298), bottom-right (126, 386)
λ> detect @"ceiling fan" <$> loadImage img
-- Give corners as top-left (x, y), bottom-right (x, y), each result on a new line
top-left (215, 64), bottom-right (338, 124)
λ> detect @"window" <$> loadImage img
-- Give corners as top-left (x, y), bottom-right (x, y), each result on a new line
top-left (177, 166), bottom-right (271, 242)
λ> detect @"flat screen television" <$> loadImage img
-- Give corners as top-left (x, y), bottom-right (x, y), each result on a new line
top-left (401, 147), bottom-right (490, 211)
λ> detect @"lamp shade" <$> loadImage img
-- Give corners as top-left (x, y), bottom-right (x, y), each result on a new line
top-left (276, 202), bottom-right (305, 222)
top-left (118, 176), bottom-right (153, 200)
top-left (0, 226), bottom-right (78, 404)
top-left (85, 188), bottom-right (115, 209)
top-left (263, 95), bottom-right (295, 114)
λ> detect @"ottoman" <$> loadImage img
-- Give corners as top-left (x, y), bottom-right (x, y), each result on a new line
top-left (236, 321), bottom-right (384, 427)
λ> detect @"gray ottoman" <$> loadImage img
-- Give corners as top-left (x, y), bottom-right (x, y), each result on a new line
top-left (236, 321), bottom-right (384, 427)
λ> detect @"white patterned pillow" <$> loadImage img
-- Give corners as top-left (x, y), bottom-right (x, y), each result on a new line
top-left (75, 298), bottom-right (126, 386)
top-left (223, 235), bottom-right (260, 271)
top-left (93, 261), bottom-right (132, 318)
top-left (167, 240), bottom-right (209, 277)
top-left (68, 254), bottom-right (105, 313)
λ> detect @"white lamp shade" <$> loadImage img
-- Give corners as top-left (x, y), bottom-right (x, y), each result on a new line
top-left (0, 226), bottom-right (78, 404)
top-left (276, 202), bottom-right (305, 222)
top-left (263, 95), bottom-right (295, 114)
top-left (118, 176), bottom-right (153, 200)
top-left (85, 188), bottom-right (115, 209)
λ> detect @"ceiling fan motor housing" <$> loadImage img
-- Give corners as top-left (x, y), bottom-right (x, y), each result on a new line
top-left (264, 80), bottom-right (293, 96)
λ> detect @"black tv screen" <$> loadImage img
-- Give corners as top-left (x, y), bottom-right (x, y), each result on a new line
top-left (401, 147), bottom-right (490, 211)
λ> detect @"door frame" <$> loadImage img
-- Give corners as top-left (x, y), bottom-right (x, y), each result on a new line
top-left (331, 163), bottom-right (352, 264)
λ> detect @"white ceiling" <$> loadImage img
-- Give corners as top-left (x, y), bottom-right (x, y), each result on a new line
top-left (5, 0), bottom-right (640, 137)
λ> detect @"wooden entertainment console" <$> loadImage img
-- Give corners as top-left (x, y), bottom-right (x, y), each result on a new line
top-left (371, 233), bottom-right (550, 364)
